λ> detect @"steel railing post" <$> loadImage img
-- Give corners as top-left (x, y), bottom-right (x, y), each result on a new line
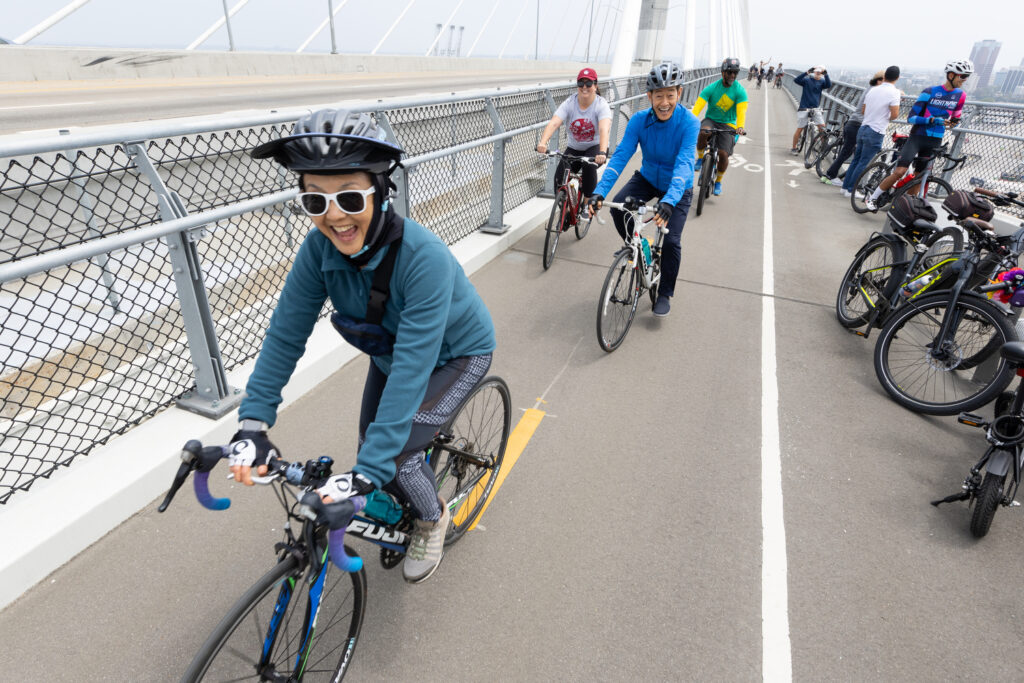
top-left (480, 97), bottom-right (509, 234)
top-left (61, 131), bottom-right (122, 313)
top-left (126, 142), bottom-right (241, 418)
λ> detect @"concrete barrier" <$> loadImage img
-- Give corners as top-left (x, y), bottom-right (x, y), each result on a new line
top-left (0, 46), bottom-right (608, 82)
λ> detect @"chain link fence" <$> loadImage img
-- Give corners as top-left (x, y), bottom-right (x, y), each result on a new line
top-left (0, 69), bottom-right (718, 504)
top-left (780, 69), bottom-right (1024, 219)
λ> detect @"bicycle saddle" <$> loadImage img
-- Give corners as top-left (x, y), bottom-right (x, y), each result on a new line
top-left (962, 217), bottom-right (995, 233)
top-left (1000, 341), bottom-right (1024, 365)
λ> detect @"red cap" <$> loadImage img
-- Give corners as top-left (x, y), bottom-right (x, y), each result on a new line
top-left (577, 68), bottom-right (598, 81)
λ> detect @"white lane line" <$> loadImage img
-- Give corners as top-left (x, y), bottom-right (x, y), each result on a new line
top-left (0, 101), bottom-right (95, 111)
top-left (762, 86), bottom-right (793, 682)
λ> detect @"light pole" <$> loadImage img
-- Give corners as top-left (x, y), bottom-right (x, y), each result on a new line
top-left (585, 0), bottom-right (595, 62)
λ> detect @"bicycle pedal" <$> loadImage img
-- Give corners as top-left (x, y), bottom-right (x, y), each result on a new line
top-left (957, 412), bottom-right (988, 428)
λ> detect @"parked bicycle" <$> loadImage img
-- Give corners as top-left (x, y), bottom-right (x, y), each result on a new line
top-left (793, 107), bottom-right (823, 156)
top-left (159, 375), bottom-right (511, 681)
top-left (852, 141), bottom-right (962, 215)
top-left (593, 199), bottom-right (667, 352)
top-left (872, 209), bottom-right (1024, 415)
top-left (804, 110), bottom-right (849, 171)
top-left (847, 133), bottom-right (910, 212)
top-left (540, 150), bottom-right (599, 270)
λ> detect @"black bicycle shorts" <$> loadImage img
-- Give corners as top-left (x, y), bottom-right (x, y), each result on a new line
top-left (700, 119), bottom-right (737, 155)
top-left (896, 135), bottom-right (943, 170)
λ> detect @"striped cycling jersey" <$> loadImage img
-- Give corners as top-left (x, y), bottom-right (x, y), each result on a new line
top-left (908, 85), bottom-right (966, 138)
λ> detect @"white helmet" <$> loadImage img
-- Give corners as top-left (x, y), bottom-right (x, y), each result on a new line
top-left (944, 59), bottom-right (974, 76)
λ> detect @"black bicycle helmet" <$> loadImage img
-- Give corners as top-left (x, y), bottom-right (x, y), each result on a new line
top-left (251, 109), bottom-right (404, 175)
top-left (721, 57), bottom-right (741, 73)
top-left (646, 61), bottom-right (683, 91)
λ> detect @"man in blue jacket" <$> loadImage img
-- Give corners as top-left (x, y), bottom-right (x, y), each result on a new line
top-left (589, 61), bottom-right (700, 317)
top-left (790, 66), bottom-right (832, 154)
top-left (228, 109), bottom-right (496, 584)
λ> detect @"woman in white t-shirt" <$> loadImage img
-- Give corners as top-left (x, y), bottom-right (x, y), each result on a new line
top-left (535, 67), bottom-right (612, 204)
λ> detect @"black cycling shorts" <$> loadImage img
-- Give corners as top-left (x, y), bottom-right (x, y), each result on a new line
top-left (700, 119), bottom-right (738, 155)
top-left (896, 135), bottom-right (943, 170)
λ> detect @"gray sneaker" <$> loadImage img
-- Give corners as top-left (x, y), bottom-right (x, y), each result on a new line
top-left (652, 295), bottom-right (671, 317)
top-left (403, 498), bottom-right (449, 583)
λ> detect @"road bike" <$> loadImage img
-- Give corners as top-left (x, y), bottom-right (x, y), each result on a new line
top-left (593, 199), bottom-right (667, 352)
top-left (794, 107), bottom-right (824, 156)
top-left (804, 110), bottom-right (849, 170)
top-left (695, 128), bottom-right (743, 216)
top-left (159, 375), bottom-right (511, 681)
top-left (851, 140), bottom-right (962, 215)
top-left (872, 214), bottom-right (1024, 415)
top-left (540, 151), bottom-right (599, 270)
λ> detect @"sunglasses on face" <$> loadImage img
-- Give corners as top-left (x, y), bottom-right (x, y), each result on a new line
top-left (577, 79), bottom-right (595, 88)
top-left (297, 187), bottom-right (375, 216)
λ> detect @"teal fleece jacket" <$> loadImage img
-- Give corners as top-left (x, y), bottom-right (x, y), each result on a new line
top-left (239, 217), bottom-right (496, 487)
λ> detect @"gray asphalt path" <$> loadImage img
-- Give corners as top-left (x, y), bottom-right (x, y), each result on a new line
top-left (2, 86), bottom-right (1023, 681)
top-left (0, 70), bottom-right (570, 134)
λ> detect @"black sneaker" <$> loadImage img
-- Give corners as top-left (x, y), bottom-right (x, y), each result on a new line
top-left (653, 295), bottom-right (671, 317)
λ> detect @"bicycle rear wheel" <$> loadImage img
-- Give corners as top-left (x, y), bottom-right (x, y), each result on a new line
top-left (597, 249), bottom-right (640, 352)
top-left (970, 470), bottom-right (1008, 538)
top-left (543, 191), bottom-right (566, 270)
top-left (873, 292), bottom-right (1016, 415)
top-left (835, 236), bottom-right (905, 328)
top-left (890, 176), bottom-right (954, 207)
top-left (430, 376), bottom-right (511, 546)
top-left (184, 551), bottom-right (366, 682)
top-left (851, 161), bottom-right (889, 214)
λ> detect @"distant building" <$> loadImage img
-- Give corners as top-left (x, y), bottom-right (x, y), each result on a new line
top-left (968, 39), bottom-right (1001, 91)
top-left (999, 66), bottom-right (1024, 96)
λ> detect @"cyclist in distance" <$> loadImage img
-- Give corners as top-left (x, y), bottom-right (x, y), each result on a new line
top-left (588, 61), bottom-right (700, 318)
top-left (790, 65), bottom-right (832, 154)
top-left (692, 57), bottom-right (748, 196)
top-left (536, 67), bottom-right (612, 211)
top-left (231, 108), bottom-right (497, 584)
top-left (865, 59), bottom-right (971, 211)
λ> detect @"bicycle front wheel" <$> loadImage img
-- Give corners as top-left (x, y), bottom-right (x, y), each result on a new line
top-left (183, 552), bottom-right (367, 682)
top-left (575, 200), bottom-right (591, 240)
top-left (873, 292), bottom-right (1017, 415)
top-left (543, 191), bottom-right (566, 270)
top-left (597, 249), bottom-right (640, 352)
top-left (695, 154), bottom-right (714, 216)
top-left (835, 236), bottom-right (905, 328)
top-left (431, 376), bottom-right (511, 546)
top-left (816, 137), bottom-right (847, 179)
top-left (804, 130), bottom-right (830, 169)
top-left (890, 176), bottom-right (954, 207)
top-left (851, 161), bottom-right (889, 214)
top-left (971, 470), bottom-right (1009, 538)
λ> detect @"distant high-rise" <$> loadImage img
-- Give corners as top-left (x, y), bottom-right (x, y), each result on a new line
top-left (968, 39), bottom-right (1001, 90)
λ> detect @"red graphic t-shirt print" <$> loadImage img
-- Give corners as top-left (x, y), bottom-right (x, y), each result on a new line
top-left (570, 118), bottom-right (596, 143)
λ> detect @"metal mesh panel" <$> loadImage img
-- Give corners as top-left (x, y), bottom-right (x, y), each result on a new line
top-left (386, 100), bottom-right (491, 156)
top-left (407, 145), bottom-right (494, 243)
top-left (1, 147), bottom-right (159, 264)
top-left (1, 240), bottom-right (190, 503)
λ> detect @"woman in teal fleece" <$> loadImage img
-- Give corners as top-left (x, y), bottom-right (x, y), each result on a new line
top-left (227, 109), bottom-right (496, 583)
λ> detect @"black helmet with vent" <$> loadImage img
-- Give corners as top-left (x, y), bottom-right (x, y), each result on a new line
top-left (251, 109), bottom-right (404, 175)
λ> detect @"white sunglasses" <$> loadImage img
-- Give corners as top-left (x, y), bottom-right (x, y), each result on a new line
top-left (297, 187), bottom-right (375, 216)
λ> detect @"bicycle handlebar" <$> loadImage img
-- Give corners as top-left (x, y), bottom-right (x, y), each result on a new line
top-left (973, 187), bottom-right (1024, 208)
top-left (158, 440), bottom-right (368, 573)
top-left (539, 150), bottom-right (601, 166)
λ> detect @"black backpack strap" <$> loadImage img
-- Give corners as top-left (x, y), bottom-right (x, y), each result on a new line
top-left (365, 235), bottom-right (402, 326)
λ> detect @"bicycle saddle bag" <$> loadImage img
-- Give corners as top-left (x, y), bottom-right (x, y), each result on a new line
top-left (330, 235), bottom-right (402, 357)
top-left (942, 190), bottom-right (995, 222)
top-left (888, 194), bottom-right (938, 237)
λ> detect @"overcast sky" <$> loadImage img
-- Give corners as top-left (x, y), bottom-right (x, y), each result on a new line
top-left (2, 0), bottom-right (1022, 73)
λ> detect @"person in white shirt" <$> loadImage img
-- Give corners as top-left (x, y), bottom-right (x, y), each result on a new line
top-left (536, 67), bottom-right (612, 207)
top-left (840, 65), bottom-right (902, 198)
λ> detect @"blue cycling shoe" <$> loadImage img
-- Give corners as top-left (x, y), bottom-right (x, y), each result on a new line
top-left (713, 182), bottom-right (722, 196)
top-left (694, 157), bottom-right (703, 173)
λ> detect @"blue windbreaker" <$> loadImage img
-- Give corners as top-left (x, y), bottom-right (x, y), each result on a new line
top-left (594, 104), bottom-right (700, 206)
top-left (239, 217), bottom-right (496, 488)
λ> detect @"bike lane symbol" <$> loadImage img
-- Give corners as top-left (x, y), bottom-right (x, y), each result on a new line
top-left (775, 160), bottom-right (809, 176)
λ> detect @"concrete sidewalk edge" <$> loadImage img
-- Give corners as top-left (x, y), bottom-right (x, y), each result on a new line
top-left (0, 198), bottom-right (549, 612)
